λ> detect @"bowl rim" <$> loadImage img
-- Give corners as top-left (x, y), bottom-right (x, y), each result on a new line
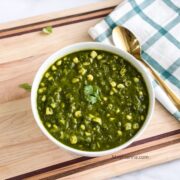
top-left (31, 42), bottom-right (155, 157)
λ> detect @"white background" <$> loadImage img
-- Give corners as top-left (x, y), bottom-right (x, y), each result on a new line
top-left (0, 0), bottom-right (179, 179)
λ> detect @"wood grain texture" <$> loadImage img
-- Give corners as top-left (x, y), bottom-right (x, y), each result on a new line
top-left (0, 0), bottom-right (179, 179)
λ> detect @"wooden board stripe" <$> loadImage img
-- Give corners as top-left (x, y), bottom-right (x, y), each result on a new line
top-left (7, 129), bottom-right (180, 180)
top-left (0, 6), bottom-right (114, 32)
top-left (128, 129), bottom-right (180, 147)
top-left (38, 139), bottom-right (180, 180)
top-left (0, 6), bottom-right (115, 39)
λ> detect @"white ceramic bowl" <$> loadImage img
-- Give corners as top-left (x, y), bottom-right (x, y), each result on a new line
top-left (31, 42), bottom-right (154, 157)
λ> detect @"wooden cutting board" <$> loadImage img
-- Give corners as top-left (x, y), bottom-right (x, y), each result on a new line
top-left (0, 0), bottom-right (179, 179)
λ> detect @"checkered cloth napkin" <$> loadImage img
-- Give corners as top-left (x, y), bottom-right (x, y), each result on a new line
top-left (89, 0), bottom-right (180, 121)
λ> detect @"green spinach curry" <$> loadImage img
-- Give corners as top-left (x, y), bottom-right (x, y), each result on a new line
top-left (37, 50), bottom-right (149, 151)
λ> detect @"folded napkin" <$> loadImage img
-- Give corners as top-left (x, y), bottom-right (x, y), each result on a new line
top-left (89, 0), bottom-right (180, 121)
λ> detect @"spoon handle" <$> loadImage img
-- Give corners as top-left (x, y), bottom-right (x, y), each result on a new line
top-left (138, 58), bottom-right (180, 109)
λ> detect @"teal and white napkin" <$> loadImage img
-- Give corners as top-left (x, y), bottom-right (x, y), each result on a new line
top-left (89, 0), bottom-right (180, 121)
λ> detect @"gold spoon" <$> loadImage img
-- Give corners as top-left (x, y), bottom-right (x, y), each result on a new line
top-left (112, 26), bottom-right (180, 109)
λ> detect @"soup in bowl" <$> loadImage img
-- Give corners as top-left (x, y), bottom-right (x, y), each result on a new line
top-left (31, 42), bottom-right (154, 157)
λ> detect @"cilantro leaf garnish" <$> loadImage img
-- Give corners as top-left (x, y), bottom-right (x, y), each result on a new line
top-left (19, 83), bottom-right (32, 92)
top-left (42, 26), bottom-right (53, 34)
top-left (84, 85), bottom-right (100, 104)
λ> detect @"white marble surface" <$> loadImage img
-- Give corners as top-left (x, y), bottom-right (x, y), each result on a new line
top-left (0, 0), bottom-right (179, 179)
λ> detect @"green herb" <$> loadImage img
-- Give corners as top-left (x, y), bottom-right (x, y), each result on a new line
top-left (84, 85), bottom-right (100, 104)
top-left (42, 26), bottom-right (53, 34)
top-left (19, 83), bottom-right (32, 92)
